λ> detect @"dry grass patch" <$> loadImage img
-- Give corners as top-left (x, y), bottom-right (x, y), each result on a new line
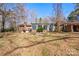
top-left (0, 32), bottom-right (79, 56)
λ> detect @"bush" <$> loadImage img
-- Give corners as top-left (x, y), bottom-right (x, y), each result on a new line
top-left (4, 28), bottom-right (15, 32)
top-left (36, 27), bottom-right (44, 32)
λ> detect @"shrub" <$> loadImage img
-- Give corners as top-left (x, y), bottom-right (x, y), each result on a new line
top-left (4, 28), bottom-right (15, 32)
top-left (36, 27), bottom-right (44, 32)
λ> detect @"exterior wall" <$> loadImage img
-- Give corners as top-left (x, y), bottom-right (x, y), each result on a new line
top-left (32, 24), bottom-right (36, 30)
top-left (31, 23), bottom-right (56, 32)
top-left (77, 26), bottom-right (79, 31)
top-left (32, 22), bottom-right (79, 32)
top-left (18, 24), bottom-right (32, 32)
top-left (47, 25), bottom-right (50, 31)
top-left (43, 25), bottom-right (48, 30)
top-left (49, 24), bottom-right (55, 32)
top-left (52, 25), bottom-right (56, 31)
top-left (65, 24), bottom-right (79, 32)
top-left (73, 25), bottom-right (79, 32)
top-left (18, 27), bottom-right (24, 32)
top-left (36, 25), bottom-right (38, 29)
top-left (65, 25), bottom-right (72, 32)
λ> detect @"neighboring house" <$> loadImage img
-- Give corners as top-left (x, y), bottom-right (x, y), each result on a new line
top-left (18, 23), bottom-right (32, 32)
top-left (31, 23), bottom-right (56, 32)
top-left (63, 20), bottom-right (79, 32)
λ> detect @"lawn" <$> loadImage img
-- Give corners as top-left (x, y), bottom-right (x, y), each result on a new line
top-left (0, 32), bottom-right (79, 56)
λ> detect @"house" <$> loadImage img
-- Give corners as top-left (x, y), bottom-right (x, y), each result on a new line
top-left (31, 23), bottom-right (56, 32)
top-left (63, 20), bottom-right (79, 32)
top-left (17, 20), bottom-right (79, 33)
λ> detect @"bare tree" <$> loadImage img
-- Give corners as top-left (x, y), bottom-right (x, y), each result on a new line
top-left (28, 9), bottom-right (38, 23)
top-left (7, 9), bottom-right (17, 31)
top-left (0, 3), bottom-right (10, 32)
top-left (53, 3), bottom-right (65, 32)
top-left (13, 3), bottom-right (27, 25)
top-left (39, 17), bottom-right (42, 23)
top-left (43, 17), bottom-right (50, 24)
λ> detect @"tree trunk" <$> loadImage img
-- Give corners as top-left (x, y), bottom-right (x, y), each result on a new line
top-left (55, 22), bottom-right (61, 32)
top-left (1, 15), bottom-right (5, 32)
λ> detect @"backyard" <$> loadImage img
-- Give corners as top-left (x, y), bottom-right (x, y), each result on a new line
top-left (0, 32), bottom-right (79, 56)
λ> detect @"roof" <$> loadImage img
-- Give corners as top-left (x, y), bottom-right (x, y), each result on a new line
top-left (18, 24), bottom-right (32, 27)
top-left (31, 23), bottom-right (55, 25)
top-left (19, 24), bottom-right (25, 27)
top-left (64, 21), bottom-right (79, 25)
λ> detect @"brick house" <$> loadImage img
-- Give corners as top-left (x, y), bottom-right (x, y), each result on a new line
top-left (63, 20), bottom-right (79, 32)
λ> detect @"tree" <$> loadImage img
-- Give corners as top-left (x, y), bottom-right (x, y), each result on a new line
top-left (39, 17), bottom-right (42, 23)
top-left (7, 9), bottom-right (17, 31)
top-left (68, 11), bottom-right (76, 21)
top-left (53, 3), bottom-right (64, 32)
top-left (75, 3), bottom-right (79, 9)
top-left (14, 3), bottom-right (27, 25)
top-left (68, 4), bottom-right (79, 21)
top-left (0, 3), bottom-right (10, 32)
top-left (43, 17), bottom-right (50, 24)
top-left (30, 10), bottom-right (37, 23)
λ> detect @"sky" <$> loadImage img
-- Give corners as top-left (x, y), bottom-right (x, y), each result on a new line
top-left (26, 3), bottom-right (75, 18)
top-left (6, 3), bottom-right (75, 23)
top-left (26, 3), bottom-right (75, 23)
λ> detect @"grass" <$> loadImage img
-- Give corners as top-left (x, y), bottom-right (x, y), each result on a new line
top-left (0, 32), bottom-right (79, 56)
top-left (75, 48), bottom-right (79, 50)
top-left (53, 43), bottom-right (60, 47)
top-left (0, 35), bottom-right (4, 38)
top-left (42, 47), bottom-right (50, 56)
top-left (0, 44), bottom-right (3, 48)
top-left (0, 40), bottom-right (5, 48)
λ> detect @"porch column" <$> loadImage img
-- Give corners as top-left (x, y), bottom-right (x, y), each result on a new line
top-left (71, 25), bottom-right (74, 32)
top-left (42, 25), bottom-right (44, 28)
top-left (53, 25), bottom-right (55, 31)
top-left (63, 24), bottom-right (66, 31)
top-left (47, 25), bottom-right (49, 31)
top-left (36, 25), bottom-right (38, 29)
